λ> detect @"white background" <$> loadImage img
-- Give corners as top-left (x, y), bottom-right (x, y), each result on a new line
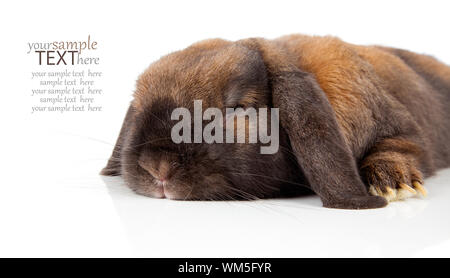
top-left (1, 0), bottom-right (450, 257)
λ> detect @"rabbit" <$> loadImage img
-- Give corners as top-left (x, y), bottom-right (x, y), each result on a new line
top-left (101, 34), bottom-right (450, 209)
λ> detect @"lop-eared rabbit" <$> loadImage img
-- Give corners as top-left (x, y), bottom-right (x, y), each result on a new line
top-left (102, 35), bottom-right (450, 209)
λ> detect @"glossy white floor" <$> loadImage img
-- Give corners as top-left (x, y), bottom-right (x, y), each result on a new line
top-left (1, 122), bottom-right (450, 257)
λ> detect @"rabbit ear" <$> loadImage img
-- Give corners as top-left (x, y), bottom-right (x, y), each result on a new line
top-left (100, 104), bottom-right (135, 176)
top-left (239, 39), bottom-right (387, 209)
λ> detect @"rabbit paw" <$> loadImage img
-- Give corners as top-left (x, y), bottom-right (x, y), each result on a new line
top-left (361, 158), bottom-right (427, 202)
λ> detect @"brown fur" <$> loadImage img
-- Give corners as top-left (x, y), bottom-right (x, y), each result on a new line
top-left (102, 34), bottom-right (450, 209)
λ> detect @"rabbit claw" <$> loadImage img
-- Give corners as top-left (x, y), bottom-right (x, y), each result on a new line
top-left (412, 181), bottom-right (427, 197)
top-left (369, 180), bottom-right (427, 202)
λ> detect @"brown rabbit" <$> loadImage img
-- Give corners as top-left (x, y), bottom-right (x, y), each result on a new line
top-left (101, 34), bottom-right (450, 209)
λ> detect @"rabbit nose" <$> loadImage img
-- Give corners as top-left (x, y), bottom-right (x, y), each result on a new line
top-left (154, 173), bottom-right (168, 185)
top-left (155, 160), bottom-right (170, 181)
top-left (138, 158), bottom-right (171, 184)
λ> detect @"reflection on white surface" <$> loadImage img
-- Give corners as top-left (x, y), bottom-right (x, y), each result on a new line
top-left (101, 172), bottom-right (450, 257)
top-left (1, 125), bottom-right (450, 257)
top-left (1, 127), bottom-right (450, 257)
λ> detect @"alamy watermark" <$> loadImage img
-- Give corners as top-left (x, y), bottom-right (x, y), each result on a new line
top-left (170, 100), bottom-right (279, 154)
